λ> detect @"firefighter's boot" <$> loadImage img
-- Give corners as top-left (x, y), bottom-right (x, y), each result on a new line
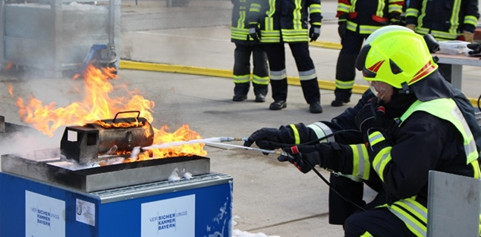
top-left (233, 83), bottom-right (249, 101)
top-left (253, 84), bottom-right (268, 103)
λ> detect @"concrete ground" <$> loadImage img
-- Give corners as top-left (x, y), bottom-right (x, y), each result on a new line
top-left (1, 0), bottom-right (480, 236)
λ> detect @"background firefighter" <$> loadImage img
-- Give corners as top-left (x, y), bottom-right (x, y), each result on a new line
top-left (405, 0), bottom-right (480, 83)
top-left (231, 0), bottom-right (270, 102)
top-left (331, 0), bottom-right (404, 107)
top-left (246, 0), bottom-right (323, 113)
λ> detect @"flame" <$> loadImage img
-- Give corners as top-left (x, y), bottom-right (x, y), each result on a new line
top-left (132, 124), bottom-right (207, 162)
top-left (14, 64), bottom-right (207, 160)
top-left (93, 119), bottom-right (146, 128)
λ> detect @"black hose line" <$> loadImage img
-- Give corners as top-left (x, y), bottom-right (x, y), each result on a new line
top-left (287, 129), bottom-right (367, 212)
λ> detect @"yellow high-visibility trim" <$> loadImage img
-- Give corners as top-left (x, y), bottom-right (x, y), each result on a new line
top-left (335, 79), bottom-right (355, 89)
top-left (471, 160), bottom-right (480, 179)
top-left (388, 198), bottom-right (427, 237)
top-left (234, 74), bottom-right (250, 83)
top-left (372, 147), bottom-right (392, 181)
top-left (360, 231), bottom-right (373, 237)
top-left (368, 131), bottom-right (384, 146)
top-left (289, 124), bottom-right (300, 144)
top-left (405, 8), bottom-right (419, 18)
top-left (350, 144), bottom-right (370, 180)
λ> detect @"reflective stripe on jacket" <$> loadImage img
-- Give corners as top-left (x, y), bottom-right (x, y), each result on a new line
top-left (231, 0), bottom-right (252, 43)
top-left (400, 98), bottom-right (478, 164)
top-left (374, 98), bottom-right (480, 237)
top-left (337, 0), bottom-right (404, 35)
top-left (247, 0), bottom-right (322, 43)
top-left (405, 0), bottom-right (480, 40)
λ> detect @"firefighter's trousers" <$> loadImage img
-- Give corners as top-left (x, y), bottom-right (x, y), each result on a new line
top-left (335, 30), bottom-right (367, 101)
top-left (233, 43), bottom-right (269, 96)
top-left (263, 42), bottom-right (320, 104)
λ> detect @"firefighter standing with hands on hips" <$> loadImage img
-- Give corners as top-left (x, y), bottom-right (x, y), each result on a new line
top-left (245, 0), bottom-right (323, 113)
top-left (244, 26), bottom-right (481, 236)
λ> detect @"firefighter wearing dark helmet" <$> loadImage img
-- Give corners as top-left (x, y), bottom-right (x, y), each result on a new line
top-left (245, 25), bottom-right (481, 236)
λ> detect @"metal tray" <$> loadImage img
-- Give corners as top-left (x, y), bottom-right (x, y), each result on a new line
top-left (1, 148), bottom-right (210, 192)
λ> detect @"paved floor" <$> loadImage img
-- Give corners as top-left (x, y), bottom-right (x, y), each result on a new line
top-left (118, 0), bottom-right (481, 100)
top-left (1, 0), bottom-right (480, 236)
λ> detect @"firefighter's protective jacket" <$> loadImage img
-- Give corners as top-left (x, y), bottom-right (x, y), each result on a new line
top-left (405, 0), bottom-right (480, 40)
top-left (337, 0), bottom-right (404, 35)
top-left (231, 0), bottom-right (253, 44)
top-left (284, 75), bottom-right (481, 236)
top-left (246, 0), bottom-right (322, 43)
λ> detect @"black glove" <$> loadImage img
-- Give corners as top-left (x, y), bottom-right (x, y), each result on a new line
top-left (244, 123), bottom-right (317, 150)
top-left (243, 128), bottom-right (284, 151)
top-left (354, 98), bottom-right (387, 139)
top-left (309, 26), bottom-right (321, 42)
top-left (388, 12), bottom-right (401, 25)
top-left (468, 43), bottom-right (481, 57)
top-left (278, 142), bottom-right (351, 174)
top-left (278, 145), bottom-right (321, 173)
top-left (248, 25), bottom-right (261, 42)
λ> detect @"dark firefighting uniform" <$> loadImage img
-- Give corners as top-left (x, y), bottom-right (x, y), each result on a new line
top-left (231, 0), bottom-right (270, 98)
top-left (321, 90), bottom-right (379, 225)
top-left (404, 0), bottom-right (479, 83)
top-left (333, 0), bottom-right (404, 103)
top-left (405, 0), bottom-right (479, 41)
top-left (283, 70), bottom-right (481, 236)
top-left (246, 0), bottom-right (322, 105)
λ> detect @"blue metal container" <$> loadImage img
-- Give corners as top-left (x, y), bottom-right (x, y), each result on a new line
top-left (0, 172), bottom-right (233, 237)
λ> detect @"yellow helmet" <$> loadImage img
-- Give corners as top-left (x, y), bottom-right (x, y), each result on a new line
top-left (355, 26), bottom-right (438, 90)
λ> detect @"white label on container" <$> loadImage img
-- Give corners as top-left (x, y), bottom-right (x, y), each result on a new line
top-left (67, 130), bottom-right (78, 142)
top-left (141, 194), bottom-right (195, 237)
top-left (76, 198), bottom-right (96, 226)
top-left (25, 191), bottom-right (66, 237)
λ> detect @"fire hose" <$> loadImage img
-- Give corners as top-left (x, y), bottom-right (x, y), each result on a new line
top-left (141, 136), bottom-right (292, 157)
top-left (141, 132), bottom-right (366, 211)
top-left (141, 137), bottom-right (246, 150)
top-left (206, 134), bottom-right (367, 211)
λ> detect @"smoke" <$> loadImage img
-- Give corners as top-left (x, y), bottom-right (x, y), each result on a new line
top-left (0, 128), bottom-right (62, 156)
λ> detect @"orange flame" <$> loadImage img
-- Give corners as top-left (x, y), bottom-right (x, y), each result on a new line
top-left (93, 119), bottom-right (146, 128)
top-left (133, 124), bottom-right (207, 162)
top-left (14, 64), bottom-right (207, 159)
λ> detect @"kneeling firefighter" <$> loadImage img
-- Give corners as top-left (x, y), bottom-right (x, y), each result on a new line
top-left (244, 25), bottom-right (481, 237)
